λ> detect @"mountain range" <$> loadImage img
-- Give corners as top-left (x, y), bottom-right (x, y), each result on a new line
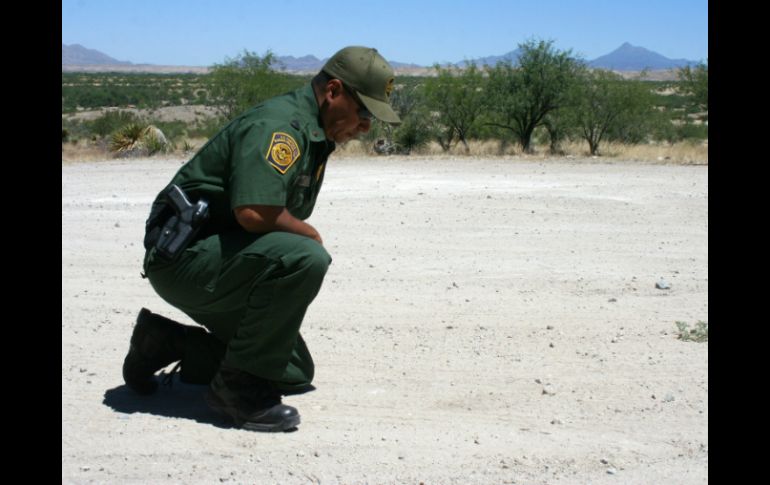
top-left (62, 43), bottom-right (132, 65)
top-left (62, 42), bottom-right (700, 72)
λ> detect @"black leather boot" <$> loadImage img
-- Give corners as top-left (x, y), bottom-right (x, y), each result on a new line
top-left (122, 308), bottom-right (188, 395)
top-left (204, 364), bottom-right (300, 432)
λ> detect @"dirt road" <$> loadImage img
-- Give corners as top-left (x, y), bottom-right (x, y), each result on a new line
top-left (62, 156), bottom-right (708, 484)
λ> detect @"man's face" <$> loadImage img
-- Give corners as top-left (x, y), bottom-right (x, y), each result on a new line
top-left (319, 80), bottom-right (372, 144)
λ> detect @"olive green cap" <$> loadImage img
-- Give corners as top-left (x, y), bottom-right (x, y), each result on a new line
top-left (322, 46), bottom-right (401, 124)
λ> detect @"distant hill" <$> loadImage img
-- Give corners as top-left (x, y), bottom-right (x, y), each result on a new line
top-left (273, 55), bottom-right (323, 72)
top-left (456, 43), bottom-right (697, 71)
top-left (62, 44), bottom-right (132, 65)
top-left (61, 45), bottom-right (419, 74)
top-left (456, 49), bottom-right (522, 67)
top-left (273, 55), bottom-right (421, 73)
top-left (588, 42), bottom-right (697, 70)
top-left (61, 42), bottom-right (699, 75)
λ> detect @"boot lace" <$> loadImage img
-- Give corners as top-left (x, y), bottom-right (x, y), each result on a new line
top-left (161, 362), bottom-right (182, 387)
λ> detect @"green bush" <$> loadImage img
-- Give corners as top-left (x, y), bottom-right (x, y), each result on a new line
top-left (87, 111), bottom-right (140, 138)
top-left (151, 120), bottom-right (187, 142)
top-left (393, 115), bottom-right (431, 154)
top-left (675, 122), bottom-right (708, 141)
top-left (187, 117), bottom-right (225, 139)
top-left (675, 321), bottom-right (708, 342)
top-left (143, 127), bottom-right (172, 154)
top-left (62, 118), bottom-right (91, 144)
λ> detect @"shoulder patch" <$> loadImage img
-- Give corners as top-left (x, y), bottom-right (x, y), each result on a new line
top-left (265, 132), bottom-right (301, 174)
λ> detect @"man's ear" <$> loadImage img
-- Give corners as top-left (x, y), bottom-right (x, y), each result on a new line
top-left (326, 79), bottom-right (344, 99)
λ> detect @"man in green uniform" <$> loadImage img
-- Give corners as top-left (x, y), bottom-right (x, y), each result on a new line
top-left (122, 46), bottom-right (401, 432)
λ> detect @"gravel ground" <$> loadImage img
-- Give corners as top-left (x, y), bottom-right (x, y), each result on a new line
top-left (62, 156), bottom-right (708, 484)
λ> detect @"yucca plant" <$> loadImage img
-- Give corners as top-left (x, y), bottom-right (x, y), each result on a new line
top-left (110, 123), bottom-right (146, 153)
top-left (110, 124), bottom-right (170, 156)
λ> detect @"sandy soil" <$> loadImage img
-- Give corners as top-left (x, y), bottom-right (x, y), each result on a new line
top-left (62, 156), bottom-right (708, 484)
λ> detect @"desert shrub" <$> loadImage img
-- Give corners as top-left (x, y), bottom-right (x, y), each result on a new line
top-left (143, 126), bottom-right (172, 154)
top-left (151, 120), bottom-right (187, 142)
top-left (674, 122), bottom-right (708, 141)
top-left (675, 321), bottom-right (708, 342)
top-left (62, 118), bottom-right (92, 144)
top-left (87, 111), bottom-right (140, 138)
top-left (187, 117), bottom-right (225, 139)
top-left (393, 115), bottom-right (432, 154)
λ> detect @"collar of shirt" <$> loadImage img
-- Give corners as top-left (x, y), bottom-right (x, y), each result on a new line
top-left (297, 84), bottom-right (327, 143)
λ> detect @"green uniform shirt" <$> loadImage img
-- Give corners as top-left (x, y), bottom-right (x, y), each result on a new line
top-left (153, 84), bottom-right (335, 236)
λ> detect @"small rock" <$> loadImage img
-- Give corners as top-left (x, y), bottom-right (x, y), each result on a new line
top-left (608, 298), bottom-right (617, 303)
top-left (600, 458), bottom-right (609, 464)
top-left (607, 467), bottom-right (617, 475)
top-left (114, 222), bottom-right (120, 228)
top-left (656, 279), bottom-right (671, 290)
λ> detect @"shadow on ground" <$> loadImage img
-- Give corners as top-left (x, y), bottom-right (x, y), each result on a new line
top-left (102, 374), bottom-right (234, 429)
top-left (102, 372), bottom-right (309, 432)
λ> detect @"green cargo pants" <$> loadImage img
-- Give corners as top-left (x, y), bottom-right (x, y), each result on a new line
top-left (143, 230), bottom-right (331, 393)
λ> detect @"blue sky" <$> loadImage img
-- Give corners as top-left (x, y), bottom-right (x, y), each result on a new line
top-left (62, 0), bottom-right (708, 67)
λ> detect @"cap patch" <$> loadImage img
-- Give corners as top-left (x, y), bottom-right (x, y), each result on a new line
top-left (265, 132), bottom-right (300, 174)
top-left (385, 78), bottom-right (395, 98)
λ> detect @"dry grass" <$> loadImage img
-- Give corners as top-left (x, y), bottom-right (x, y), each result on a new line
top-left (63, 137), bottom-right (707, 165)
top-left (596, 140), bottom-right (708, 165)
top-left (62, 137), bottom-right (210, 163)
top-left (61, 139), bottom-right (113, 164)
top-left (333, 138), bottom-right (708, 164)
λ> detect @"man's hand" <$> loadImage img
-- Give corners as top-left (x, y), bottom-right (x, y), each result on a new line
top-left (234, 205), bottom-right (322, 245)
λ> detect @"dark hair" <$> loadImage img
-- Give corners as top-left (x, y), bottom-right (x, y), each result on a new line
top-left (312, 70), bottom-right (333, 89)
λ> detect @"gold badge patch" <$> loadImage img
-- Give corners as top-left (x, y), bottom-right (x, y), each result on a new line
top-left (266, 132), bottom-right (300, 174)
top-left (385, 78), bottom-right (395, 98)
